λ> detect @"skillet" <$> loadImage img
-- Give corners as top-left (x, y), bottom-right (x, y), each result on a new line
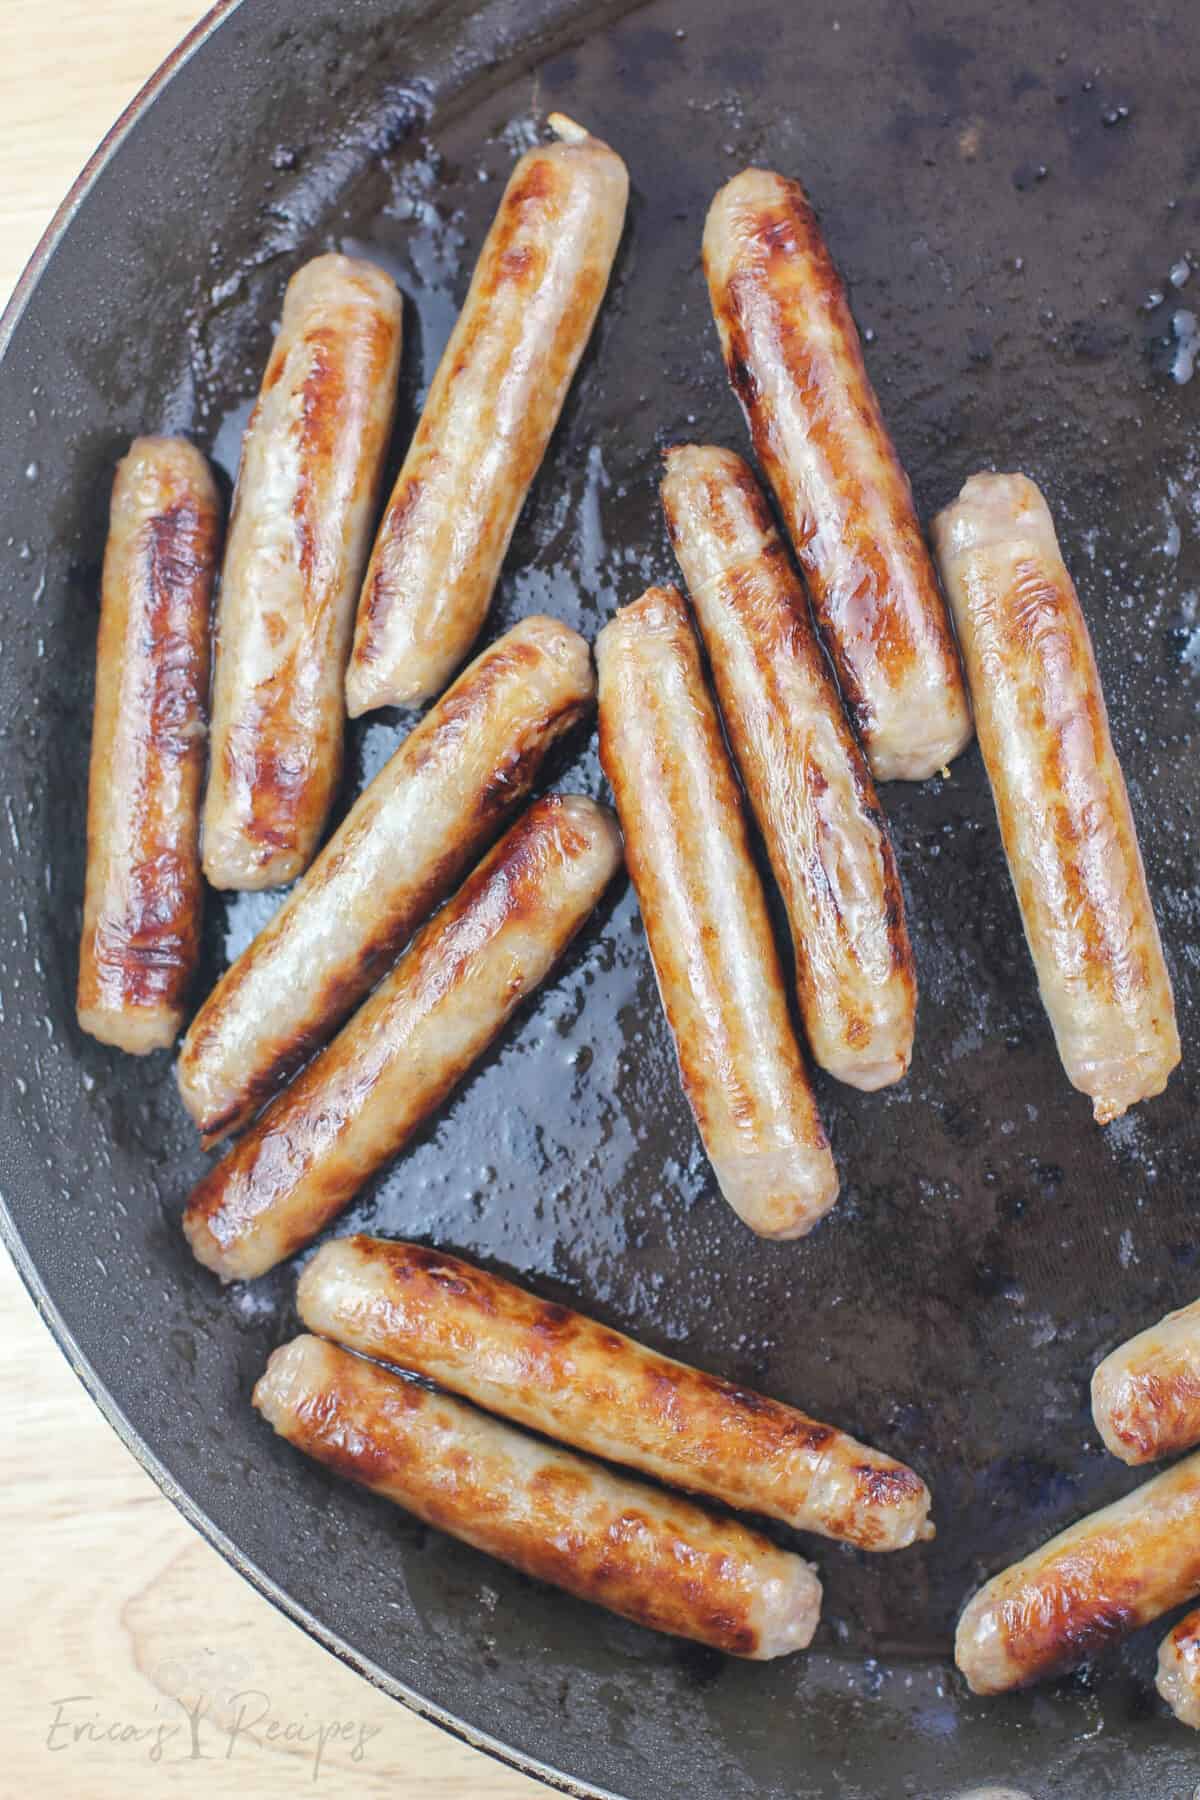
top-left (1, 0), bottom-right (1199, 1792)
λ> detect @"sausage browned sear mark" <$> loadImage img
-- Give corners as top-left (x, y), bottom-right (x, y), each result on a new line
top-left (596, 584), bottom-right (838, 1237)
top-left (1092, 1293), bottom-right (1200, 1466)
top-left (955, 1449), bottom-right (1200, 1693)
top-left (178, 615), bottom-right (593, 1142)
top-left (932, 473), bottom-right (1180, 1124)
top-left (703, 168), bottom-right (972, 783)
top-left (661, 444), bottom-right (916, 1091)
top-left (203, 253), bottom-right (403, 889)
top-left (183, 796), bottom-right (621, 1281)
top-left (255, 1335), bottom-right (822, 1659)
top-left (78, 436), bottom-right (221, 1053)
top-left (299, 1235), bottom-right (934, 1550)
top-left (1158, 1607), bottom-right (1200, 1729)
top-left (346, 115), bottom-right (628, 713)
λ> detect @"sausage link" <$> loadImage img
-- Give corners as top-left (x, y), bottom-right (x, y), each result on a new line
top-left (346, 115), bottom-right (628, 713)
top-left (254, 1334), bottom-right (821, 1659)
top-left (203, 254), bottom-right (403, 888)
top-left (702, 169), bottom-right (971, 783)
top-left (661, 444), bottom-right (916, 1090)
top-left (1092, 1294), bottom-right (1200, 1466)
top-left (1157, 1607), bottom-right (1200, 1728)
top-left (178, 615), bottom-right (593, 1141)
top-left (78, 437), bottom-right (221, 1053)
top-left (596, 584), bottom-right (838, 1237)
top-left (955, 1450), bottom-right (1200, 1693)
top-left (931, 473), bottom-right (1180, 1124)
top-left (299, 1234), bottom-right (934, 1549)
top-left (183, 796), bottom-right (621, 1280)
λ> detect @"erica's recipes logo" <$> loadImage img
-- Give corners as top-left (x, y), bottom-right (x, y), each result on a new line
top-left (43, 1674), bottom-right (381, 1781)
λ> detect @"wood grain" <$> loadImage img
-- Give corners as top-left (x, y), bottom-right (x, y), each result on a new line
top-left (0, 6), bottom-right (546, 1794)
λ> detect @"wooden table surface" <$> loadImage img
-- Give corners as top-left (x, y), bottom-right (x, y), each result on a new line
top-left (0, 6), bottom-right (546, 1795)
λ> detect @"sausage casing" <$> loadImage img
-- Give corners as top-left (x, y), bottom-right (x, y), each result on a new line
top-left (955, 1449), bottom-right (1200, 1693)
top-left (702, 169), bottom-right (971, 783)
top-left (299, 1234), bottom-right (934, 1550)
top-left (255, 1334), bottom-right (821, 1659)
top-left (1091, 1294), bottom-right (1200, 1466)
top-left (203, 253), bottom-right (403, 888)
top-left (596, 585), bottom-right (838, 1237)
top-left (183, 796), bottom-right (621, 1281)
top-left (661, 444), bottom-right (916, 1090)
top-left (1157, 1607), bottom-right (1200, 1728)
top-left (78, 437), bottom-right (221, 1053)
top-left (931, 473), bottom-right (1180, 1124)
top-left (178, 615), bottom-right (593, 1141)
top-left (346, 116), bottom-right (628, 713)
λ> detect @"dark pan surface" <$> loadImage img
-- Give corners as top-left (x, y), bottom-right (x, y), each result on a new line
top-left (2, 0), bottom-right (1199, 1792)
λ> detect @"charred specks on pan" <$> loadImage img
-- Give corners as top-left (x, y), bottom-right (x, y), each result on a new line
top-left (671, 1641), bottom-right (728, 1690)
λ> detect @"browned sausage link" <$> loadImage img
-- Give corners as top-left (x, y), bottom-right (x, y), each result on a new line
top-left (1092, 1294), bottom-right (1200, 1466)
top-left (702, 170), bottom-right (972, 783)
top-left (597, 585), bottom-right (838, 1238)
top-left (347, 115), bottom-right (628, 713)
top-left (955, 1450), bottom-right (1200, 1693)
top-left (204, 254), bottom-right (404, 889)
top-left (1158, 1607), bottom-right (1200, 1728)
top-left (254, 1335), bottom-right (822, 1659)
top-left (660, 444), bottom-right (916, 1091)
top-left (183, 796), bottom-right (621, 1281)
top-left (178, 615), bottom-right (594, 1142)
top-left (299, 1235), bottom-right (934, 1550)
top-left (78, 437), bottom-right (221, 1053)
top-left (932, 473), bottom-right (1180, 1124)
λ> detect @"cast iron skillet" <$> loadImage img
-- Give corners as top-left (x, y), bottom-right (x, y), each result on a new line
top-left (2, 0), bottom-right (1199, 1793)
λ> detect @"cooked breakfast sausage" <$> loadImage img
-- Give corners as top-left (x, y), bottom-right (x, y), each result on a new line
top-left (183, 796), bottom-right (621, 1281)
top-left (955, 1450), bottom-right (1200, 1693)
top-left (178, 615), bottom-right (593, 1142)
top-left (1157, 1607), bottom-right (1200, 1728)
top-left (78, 437), bottom-right (221, 1053)
top-left (1091, 1294), bottom-right (1200, 1466)
top-left (299, 1235), bottom-right (935, 1549)
top-left (702, 169), bottom-right (971, 783)
top-left (346, 115), bottom-right (628, 713)
top-left (596, 585), bottom-right (838, 1237)
top-left (931, 473), bottom-right (1180, 1124)
top-left (203, 253), bottom-right (403, 889)
top-left (254, 1334), bottom-right (822, 1658)
top-left (661, 444), bottom-right (916, 1091)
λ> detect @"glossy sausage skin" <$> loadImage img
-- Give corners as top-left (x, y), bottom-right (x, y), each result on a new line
top-left (1157, 1607), bottom-right (1200, 1728)
top-left (204, 254), bottom-right (403, 888)
top-left (346, 115), bottom-right (628, 713)
top-left (661, 444), bottom-right (916, 1090)
top-left (78, 437), bottom-right (221, 1053)
top-left (1092, 1294), bottom-right (1200, 1465)
top-left (254, 1335), bottom-right (821, 1659)
top-left (955, 1449), bottom-right (1200, 1693)
top-left (932, 473), bottom-right (1180, 1124)
top-left (596, 585), bottom-right (838, 1237)
top-left (702, 169), bottom-right (971, 783)
top-left (178, 616), bottom-right (593, 1141)
top-left (184, 796), bottom-right (621, 1281)
top-left (300, 1235), bottom-right (934, 1549)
